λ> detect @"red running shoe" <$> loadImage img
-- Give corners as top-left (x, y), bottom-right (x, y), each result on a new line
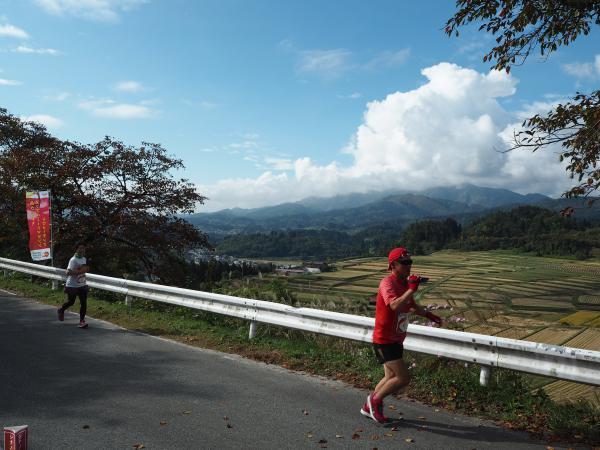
top-left (57, 309), bottom-right (64, 321)
top-left (360, 397), bottom-right (370, 418)
top-left (78, 320), bottom-right (88, 329)
top-left (367, 393), bottom-right (387, 424)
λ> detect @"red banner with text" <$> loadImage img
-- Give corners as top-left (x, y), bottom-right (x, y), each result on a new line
top-left (25, 191), bottom-right (52, 261)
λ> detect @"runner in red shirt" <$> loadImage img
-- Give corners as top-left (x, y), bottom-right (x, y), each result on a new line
top-left (361, 247), bottom-right (442, 423)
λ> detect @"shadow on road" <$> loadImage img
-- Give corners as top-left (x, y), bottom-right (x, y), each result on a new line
top-left (0, 296), bottom-right (221, 429)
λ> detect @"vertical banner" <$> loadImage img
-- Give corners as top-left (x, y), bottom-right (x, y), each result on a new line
top-left (25, 190), bottom-right (52, 261)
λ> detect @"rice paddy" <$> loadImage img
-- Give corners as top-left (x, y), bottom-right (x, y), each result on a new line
top-left (273, 250), bottom-right (600, 404)
top-left (559, 310), bottom-right (600, 326)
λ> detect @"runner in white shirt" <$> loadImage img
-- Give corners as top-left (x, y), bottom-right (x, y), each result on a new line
top-left (57, 244), bottom-right (90, 328)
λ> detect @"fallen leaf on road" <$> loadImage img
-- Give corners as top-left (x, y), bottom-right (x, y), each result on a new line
top-left (352, 433), bottom-right (361, 440)
top-left (434, 409), bottom-right (440, 412)
top-left (182, 411), bottom-right (192, 415)
top-left (384, 432), bottom-right (394, 437)
top-left (307, 432), bottom-right (313, 438)
top-left (303, 409), bottom-right (309, 415)
top-left (371, 435), bottom-right (379, 440)
top-left (418, 416), bottom-right (426, 420)
top-left (318, 439), bottom-right (327, 444)
top-left (133, 444), bottom-right (145, 449)
top-left (546, 447), bottom-right (554, 450)
top-left (82, 425), bottom-right (90, 430)
top-left (391, 426), bottom-right (399, 431)
top-left (405, 438), bottom-right (414, 443)
top-left (226, 423), bottom-right (233, 429)
top-left (388, 405), bottom-right (396, 410)
top-left (159, 421), bottom-right (167, 426)
top-left (335, 434), bottom-right (343, 438)
top-left (354, 428), bottom-right (363, 433)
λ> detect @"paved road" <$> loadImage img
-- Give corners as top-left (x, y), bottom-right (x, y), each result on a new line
top-left (0, 290), bottom-right (556, 449)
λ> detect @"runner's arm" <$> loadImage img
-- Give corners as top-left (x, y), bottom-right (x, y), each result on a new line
top-left (67, 265), bottom-right (88, 275)
top-left (410, 300), bottom-right (443, 325)
top-left (411, 300), bottom-right (428, 316)
top-left (388, 289), bottom-right (416, 311)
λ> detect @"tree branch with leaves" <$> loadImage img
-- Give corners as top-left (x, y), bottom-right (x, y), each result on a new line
top-left (446, 0), bottom-right (600, 211)
top-left (0, 108), bottom-right (211, 284)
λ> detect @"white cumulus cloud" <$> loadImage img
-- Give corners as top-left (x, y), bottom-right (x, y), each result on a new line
top-left (43, 91), bottom-right (70, 101)
top-left (265, 158), bottom-right (294, 171)
top-left (13, 45), bottom-right (59, 55)
top-left (291, 46), bottom-right (410, 79)
top-left (0, 23), bottom-right (29, 39)
top-left (0, 78), bottom-right (21, 86)
top-left (22, 114), bottom-right (64, 129)
top-left (34, 0), bottom-right (147, 22)
top-left (199, 62), bottom-right (572, 211)
top-left (562, 54), bottom-right (600, 79)
top-left (297, 49), bottom-right (354, 79)
top-left (78, 98), bottom-right (156, 119)
top-left (114, 80), bottom-right (145, 93)
top-left (364, 49), bottom-right (410, 70)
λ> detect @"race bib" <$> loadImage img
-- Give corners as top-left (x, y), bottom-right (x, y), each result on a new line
top-left (396, 313), bottom-right (409, 333)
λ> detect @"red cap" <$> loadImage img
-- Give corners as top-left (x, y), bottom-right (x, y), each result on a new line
top-left (388, 247), bottom-right (411, 270)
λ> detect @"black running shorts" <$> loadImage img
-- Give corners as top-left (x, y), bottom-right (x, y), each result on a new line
top-left (373, 343), bottom-right (404, 364)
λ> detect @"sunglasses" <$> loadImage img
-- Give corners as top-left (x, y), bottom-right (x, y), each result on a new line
top-left (396, 259), bottom-right (413, 266)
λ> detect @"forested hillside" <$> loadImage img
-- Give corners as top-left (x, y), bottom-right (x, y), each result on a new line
top-left (216, 206), bottom-right (600, 259)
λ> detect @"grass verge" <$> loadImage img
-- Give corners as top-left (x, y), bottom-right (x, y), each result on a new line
top-left (1, 274), bottom-right (598, 445)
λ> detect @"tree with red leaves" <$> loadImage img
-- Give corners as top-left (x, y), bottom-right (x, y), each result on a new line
top-left (0, 108), bottom-right (210, 284)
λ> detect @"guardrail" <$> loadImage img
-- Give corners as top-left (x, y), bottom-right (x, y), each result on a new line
top-left (1, 256), bottom-right (599, 387)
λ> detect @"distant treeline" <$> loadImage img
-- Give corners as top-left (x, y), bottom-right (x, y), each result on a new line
top-left (447, 206), bottom-right (598, 259)
top-left (216, 229), bottom-right (359, 259)
top-left (177, 259), bottom-right (275, 291)
top-left (216, 206), bottom-right (600, 260)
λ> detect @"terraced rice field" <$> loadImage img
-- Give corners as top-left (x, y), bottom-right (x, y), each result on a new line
top-left (564, 328), bottom-right (600, 350)
top-left (270, 250), bottom-right (600, 404)
top-left (544, 380), bottom-right (600, 406)
top-left (494, 327), bottom-right (538, 340)
top-left (525, 327), bottom-right (585, 345)
top-left (511, 297), bottom-right (574, 310)
top-left (559, 310), bottom-right (600, 326)
top-left (578, 294), bottom-right (600, 306)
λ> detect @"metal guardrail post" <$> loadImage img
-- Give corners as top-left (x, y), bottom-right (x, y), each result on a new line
top-left (479, 366), bottom-right (491, 386)
top-left (125, 295), bottom-right (133, 307)
top-left (249, 321), bottom-right (257, 339)
top-left (51, 280), bottom-right (58, 290)
top-left (3, 269), bottom-right (8, 277)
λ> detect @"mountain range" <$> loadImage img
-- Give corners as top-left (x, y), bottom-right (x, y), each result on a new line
top-left (185, 184), bottom-right (598, 239)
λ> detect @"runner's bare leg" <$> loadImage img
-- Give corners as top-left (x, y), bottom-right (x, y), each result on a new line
top-left (374, 359), bottom-right (410, 399)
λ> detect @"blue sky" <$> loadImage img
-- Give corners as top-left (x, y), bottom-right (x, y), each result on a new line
top-left (1, 0), bottom-right (599, 211)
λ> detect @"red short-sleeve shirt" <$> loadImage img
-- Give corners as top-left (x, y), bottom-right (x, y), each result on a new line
top-left (372, 274), bottom-right (413, 344)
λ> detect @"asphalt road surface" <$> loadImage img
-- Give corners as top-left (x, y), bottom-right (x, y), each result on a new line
top-left (0, 290), bottom-right (557, 449)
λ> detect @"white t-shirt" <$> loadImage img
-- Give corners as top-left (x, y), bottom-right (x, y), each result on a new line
top-left (65, 255), bottom-right (87, 288)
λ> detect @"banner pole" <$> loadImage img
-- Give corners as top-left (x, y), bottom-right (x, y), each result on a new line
top-left (49, 189), bottom-right (53, 267)
top-left (49, 189), bottom-right (58, 290)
